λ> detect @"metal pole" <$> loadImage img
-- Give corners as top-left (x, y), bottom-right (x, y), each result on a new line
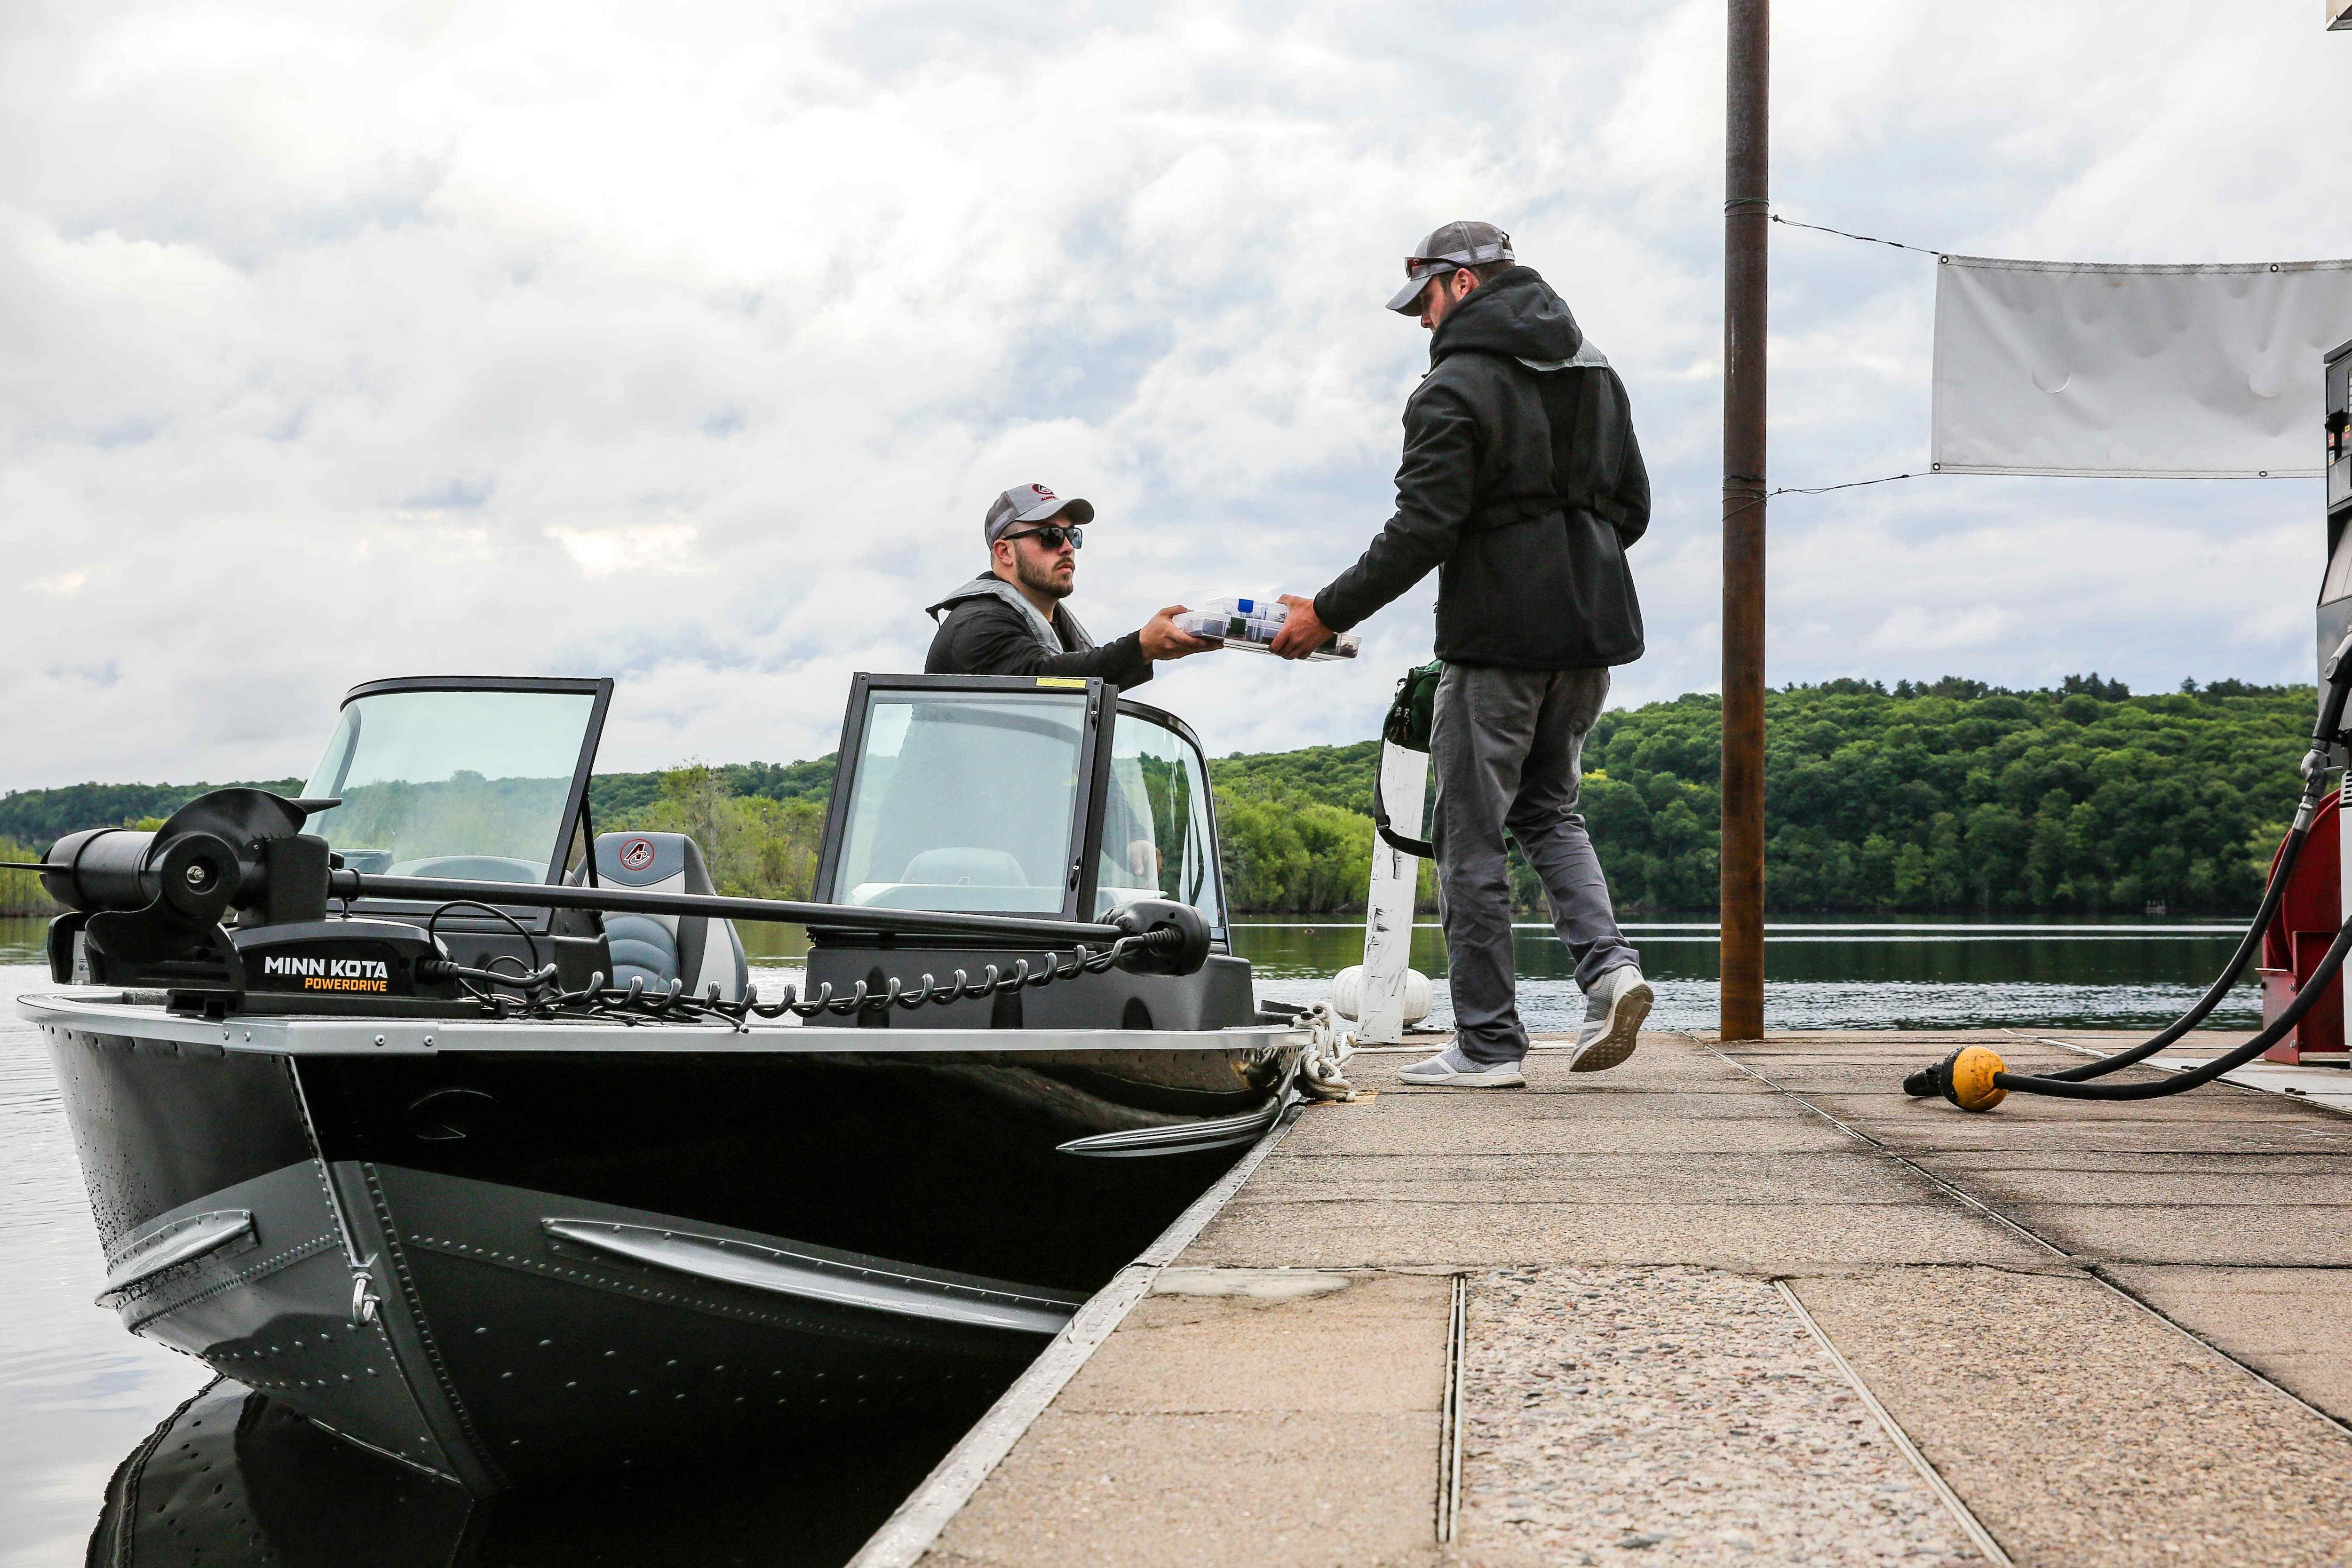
top-left (1720, 0), bottom-right (1769, 1042)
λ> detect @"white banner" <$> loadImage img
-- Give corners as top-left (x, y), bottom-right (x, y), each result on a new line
top-left (1931, 256), bottom-right (2352, 478)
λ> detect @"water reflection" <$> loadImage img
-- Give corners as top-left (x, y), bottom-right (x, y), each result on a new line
top-left (89, 1377), bottom-right (997, 1568)
top-left (0, 943), bottom-right (1014, 1568)
top-left (1227, 913), bottom-right (2264, 1032)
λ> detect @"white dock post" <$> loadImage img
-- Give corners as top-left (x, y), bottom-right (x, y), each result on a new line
top-left (1354, 741), bottom-right (1429, 1044)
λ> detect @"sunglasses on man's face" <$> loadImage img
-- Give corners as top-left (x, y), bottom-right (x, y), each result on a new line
top-left (1004, 524), bottom-right (1083, 551)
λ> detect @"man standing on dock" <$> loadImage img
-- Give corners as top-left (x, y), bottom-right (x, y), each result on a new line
top-left (1272, 222), bottom-right (1654, 1087)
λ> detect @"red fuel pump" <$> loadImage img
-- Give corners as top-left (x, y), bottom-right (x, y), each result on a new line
top-left (2260, 788), bottom-right (2344, 1063)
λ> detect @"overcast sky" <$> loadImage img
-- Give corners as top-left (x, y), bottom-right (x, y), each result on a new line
top-left (3, 0), bottom-right (2348, 789)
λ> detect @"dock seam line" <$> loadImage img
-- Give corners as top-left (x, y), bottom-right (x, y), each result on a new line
top-left (1772, 1278), bottom-right (2013, 1565)
top-left (1694, 1039), bottom-right (2066, 1259)
top-left (2006, 1030), bottom-right (2352, 1121)
top-left (1436, 1272), bottom-right (1466, 1543)
top-left (2082, 1263), bottom-right (2352, 1438)
top-left (1710, 1037), bottom-right (2352, 1440)
top-left (846, 1101), bottom-right (1305, 1568)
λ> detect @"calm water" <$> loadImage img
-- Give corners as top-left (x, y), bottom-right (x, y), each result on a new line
top-left (1232, 911), bottom-right (2268, 1033)
top-left (0, 911), bottom-right (2266, 1565)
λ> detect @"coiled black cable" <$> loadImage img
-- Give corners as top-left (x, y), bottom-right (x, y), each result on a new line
top-left (451, 929), bottom-right (1182, 1028)
top-left (1987, 906), bottom-right (2352, 1101)
top-left (1906, 633), bottom-right (2352, 1105)
top-left (2031, 815), bottom-right (2309, 1083)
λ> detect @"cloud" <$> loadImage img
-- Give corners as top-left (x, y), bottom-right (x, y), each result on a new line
top-left (548, 522), bottom-right (701, 579)
top-left (1867, 605), bottom-right (2010, 654)
top-left (0, 0), bottom-right (2345, 788)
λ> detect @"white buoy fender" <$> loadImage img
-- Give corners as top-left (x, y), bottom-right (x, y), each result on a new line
top-left (1332, 964), bottom-right (1431, 1026)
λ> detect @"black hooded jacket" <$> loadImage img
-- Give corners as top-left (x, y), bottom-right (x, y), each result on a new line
top-left (1312, 266), bottom-right (1650, 669)
top-left (923, 575), bottom-right (1153, 688)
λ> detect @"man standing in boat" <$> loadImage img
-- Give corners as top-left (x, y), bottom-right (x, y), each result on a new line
top-left (925, 483), bottom-right (1213, 684)
top-left (1271, 222), bottom-right (1654, 1088)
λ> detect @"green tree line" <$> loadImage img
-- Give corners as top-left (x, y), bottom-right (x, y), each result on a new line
top-left (1210, 675), bottom-right (2308, 914)
top-left (0, 675), bottom-right (2312, 917)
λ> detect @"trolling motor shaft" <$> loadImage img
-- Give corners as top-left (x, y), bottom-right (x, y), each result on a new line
top-left (338, 871), bottom-right (1156, 951)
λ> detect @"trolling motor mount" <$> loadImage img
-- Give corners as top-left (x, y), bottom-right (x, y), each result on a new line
top-left (41, 789), bottom-right (344, 1007)
top-left (1107, 899), bottom-right (1213, 977)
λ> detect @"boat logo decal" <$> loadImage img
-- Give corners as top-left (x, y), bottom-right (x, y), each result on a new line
top-left (259, 952), bottom-right (392, 993)
top-left (618, 837), bottom-right (657, 873)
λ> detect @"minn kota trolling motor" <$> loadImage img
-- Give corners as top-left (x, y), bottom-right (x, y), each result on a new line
top-left (12, 791), bottom-right (1211, 1023)
top-left (1908, 337), bottom-right (2352, 1112)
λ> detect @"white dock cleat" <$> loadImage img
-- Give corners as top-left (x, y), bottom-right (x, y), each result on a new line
top-left (1397, 1047), bottom-right (1526, 1088)
top-left (1569, 966), bottom-right (1652, 1073)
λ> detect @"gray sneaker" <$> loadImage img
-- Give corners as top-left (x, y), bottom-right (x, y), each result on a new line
top-left (1397, 1046), bottom-right (1526, 1088)
top-left (1570, 966), bottom-right (1652, 1073)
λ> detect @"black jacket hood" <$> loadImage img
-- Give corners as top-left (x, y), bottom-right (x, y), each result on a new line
top-left (1428, 266), bottom-right (1582, 367)
top-left (1314, 261), bottom-right (1648, 670)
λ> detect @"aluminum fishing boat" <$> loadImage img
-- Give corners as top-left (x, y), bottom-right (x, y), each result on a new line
top-left (22, 672), bottom-right (1317, 1493)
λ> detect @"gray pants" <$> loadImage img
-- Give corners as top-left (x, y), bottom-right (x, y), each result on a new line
top-left (1431, 664), bottom-right (1639, 1064)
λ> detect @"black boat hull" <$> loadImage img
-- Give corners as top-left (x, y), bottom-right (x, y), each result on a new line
top-left (30, 997), bottom-right (1305, 1491)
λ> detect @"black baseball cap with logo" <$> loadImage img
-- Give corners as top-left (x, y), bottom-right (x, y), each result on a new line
top-left (1386, 220), bottom-right (1515, 314)
top-left (984, 483), bottom-right (1096, 546)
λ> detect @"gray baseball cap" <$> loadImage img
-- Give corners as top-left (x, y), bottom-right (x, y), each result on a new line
top-left (1386, 220), bottom-right (1515, 314)
top-left (984, 483), bottom-right (1095, 545)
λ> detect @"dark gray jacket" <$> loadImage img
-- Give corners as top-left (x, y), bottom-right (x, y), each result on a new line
top-left (923, 575), bottom-right (1152, 688)
top-left (1312, 266), bottom-right (1650, 669)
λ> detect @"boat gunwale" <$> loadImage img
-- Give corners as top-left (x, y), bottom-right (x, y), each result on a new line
top-left (16, 991), bottom-right (1311, 1057)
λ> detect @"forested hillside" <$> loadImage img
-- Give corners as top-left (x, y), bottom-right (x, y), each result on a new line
top-left (1206, 674), bottom-right (2309, 914)
top-left (0, 676), bottom-right (2311, 917)
top-left (0, 779), bottom-right (304, 845)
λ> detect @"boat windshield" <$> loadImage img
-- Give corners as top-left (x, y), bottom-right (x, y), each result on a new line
top-left (830, 689), bottom-right (1089, 914)
top-left (301, 688), bottom-right (597, 883)
top-left (1097, 710), bottom-right (1225, 929)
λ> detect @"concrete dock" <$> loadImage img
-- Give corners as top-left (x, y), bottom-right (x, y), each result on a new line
top-left (865, 1030), bottom-right (2352, 1567)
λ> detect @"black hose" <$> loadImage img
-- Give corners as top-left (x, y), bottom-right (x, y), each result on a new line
top-left (1905, 642), bottom-right (2352, 1104)
top-left (2031, 822), bottom-right (2304, 1082)
top-left (2036, 662), bottom-right (2352, 1083)
top-left (1989, 906), bottom-right (2352, 1101)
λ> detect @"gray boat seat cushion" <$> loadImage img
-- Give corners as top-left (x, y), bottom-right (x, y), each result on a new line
top-left (582, 832), bottom-right (749, 1001)
top-left (900, 847), bottom-right (1027, 886)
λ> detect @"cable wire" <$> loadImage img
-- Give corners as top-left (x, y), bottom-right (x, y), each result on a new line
top-left (1770, 214), bottom-right (1944, 257)
top-left (1988, 909), bottom-right (2352, 1101)
top-left (448, 928), bottom-right (1185, 1029)
top-left (1908, 641), bottom-right (2352, 1103)
top-left (1723, 471), bottom-right (1920, 523)
top-left (2001, 669), bottom-right (2352, 1085)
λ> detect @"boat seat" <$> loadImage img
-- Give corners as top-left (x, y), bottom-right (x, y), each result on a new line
top-left (580, 832), bottom-right (749, 1001)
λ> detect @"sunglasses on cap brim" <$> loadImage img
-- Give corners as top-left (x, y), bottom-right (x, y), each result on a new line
top-left (1002, 523), bottom-right (1083, 550)
top-left (1388, 259), bottom-right (1464, 313)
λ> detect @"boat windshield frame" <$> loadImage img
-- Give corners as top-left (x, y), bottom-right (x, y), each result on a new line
top-left (318, 675), bottom-right (614, 915)
top-left (1108, 693), bottom-right (1231, 945)
top-left (814, 673), bottom-right (1116, 927)
top-left (814, 674), bottom-right (1231, 944)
